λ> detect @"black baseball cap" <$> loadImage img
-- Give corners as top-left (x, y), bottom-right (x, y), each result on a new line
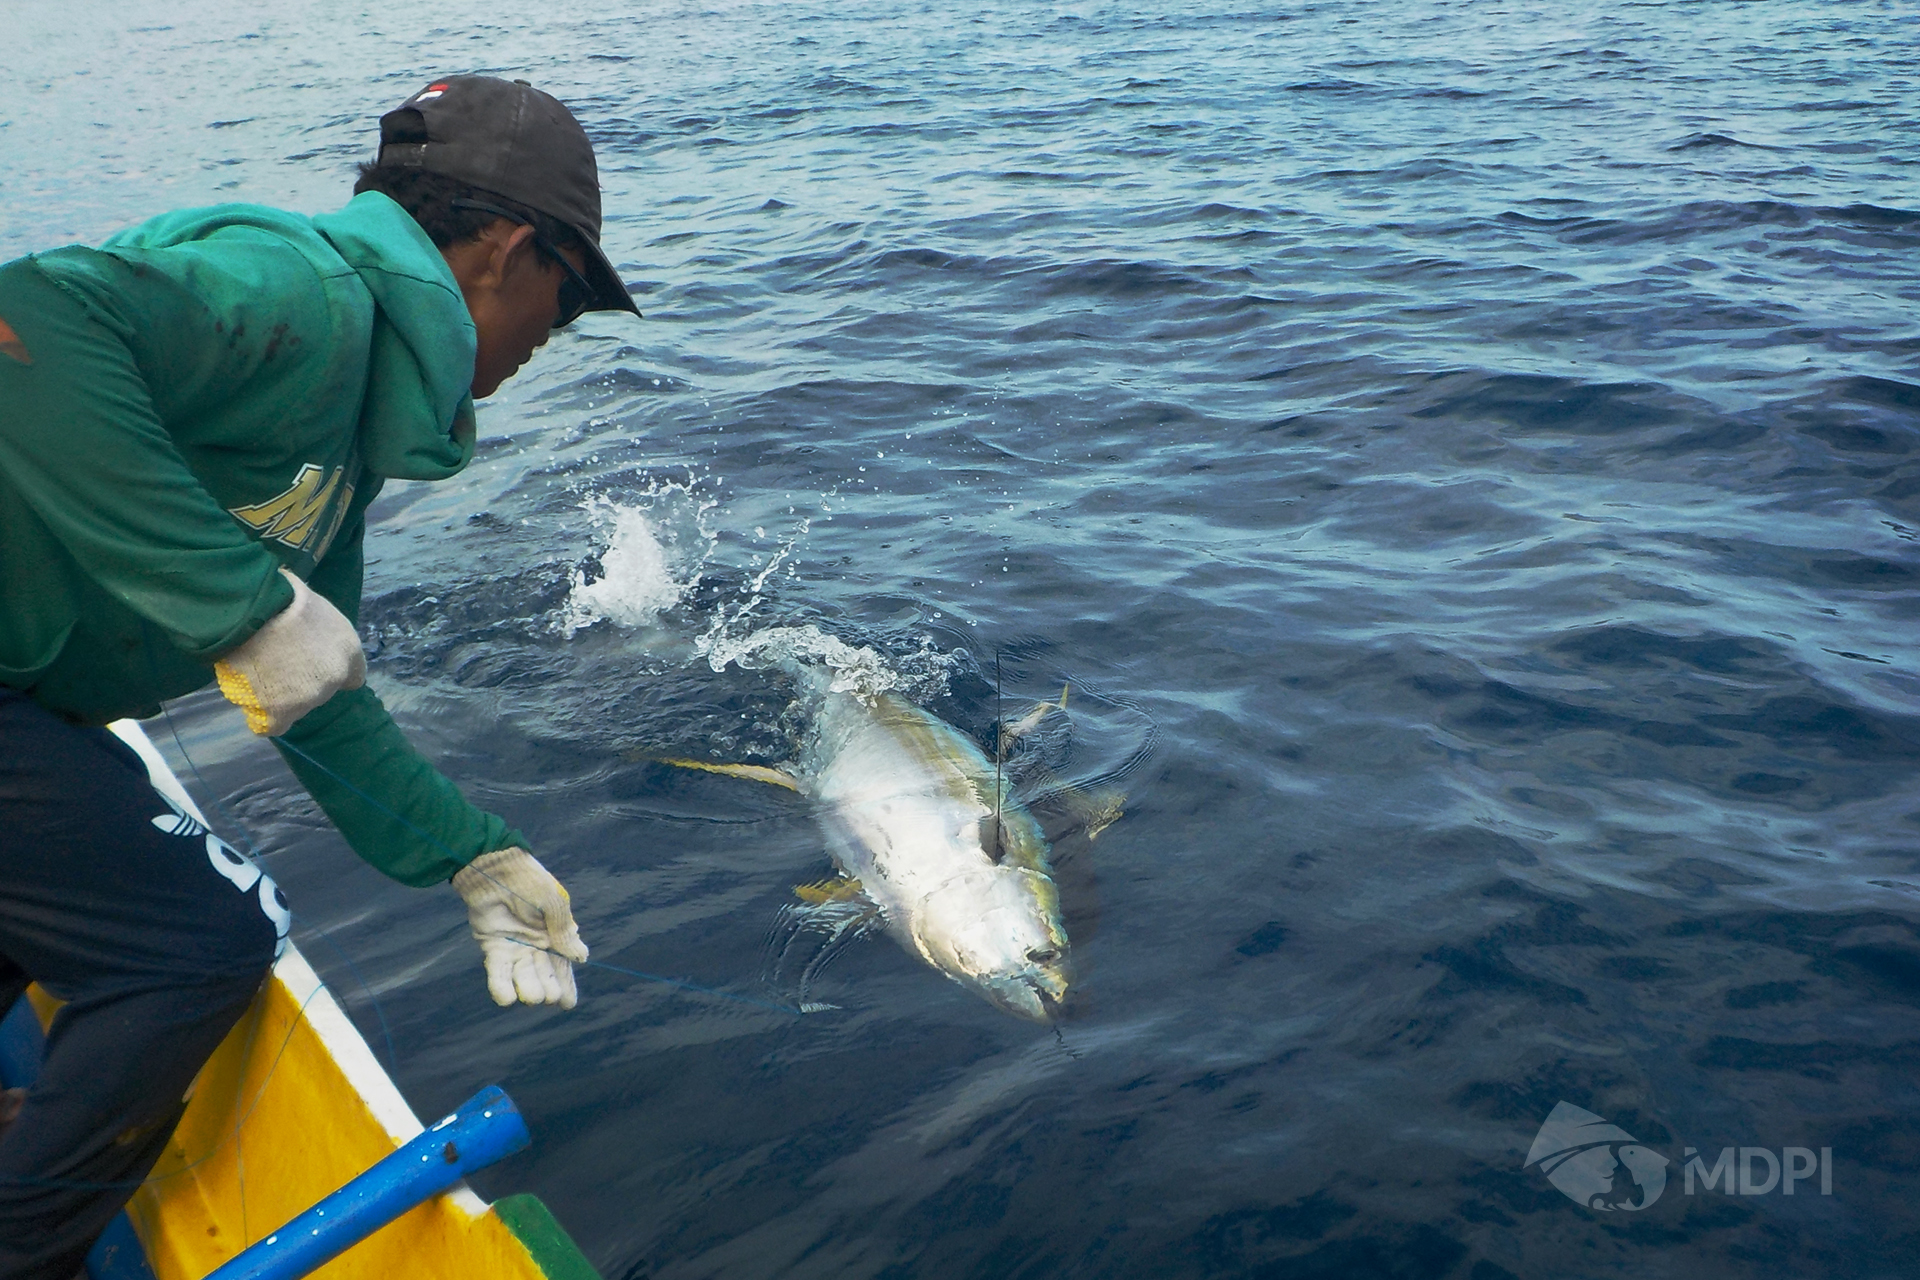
top-left (376, 75), bottom-right (640, 318)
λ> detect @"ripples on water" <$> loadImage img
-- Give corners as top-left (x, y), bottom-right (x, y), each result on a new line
top-left (7, 1), bottom-right (1920, 1275)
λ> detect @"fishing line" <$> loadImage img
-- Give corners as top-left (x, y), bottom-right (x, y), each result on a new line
top-left (146, 626), bottom-right (403, 1075)
top-left (155, 695), bottom-right (402, 1078)
top-left (1, 734), bottom-right (806, 1193)
top-left (4, 627), bottom-right (392, 1199)
top-left (268, 737), bottom-right (812, 1014)
top-left (164, 585), bottom-right (816, 1029)
top-left (560, 955), bottom-right (811, 1016)
top-left (993, 649), bottom-right (1004, 853)
top-left (0, 633), bottom-right (813, 1194)
top-left (0, 978), bottom-right (333, 1192)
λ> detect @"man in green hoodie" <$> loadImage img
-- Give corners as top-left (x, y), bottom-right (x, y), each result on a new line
top-left (0, 76), bottom-right (639, 1276)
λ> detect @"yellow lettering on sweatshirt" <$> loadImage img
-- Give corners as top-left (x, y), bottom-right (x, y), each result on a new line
top-left (230, 464), bottom-right (341, 551)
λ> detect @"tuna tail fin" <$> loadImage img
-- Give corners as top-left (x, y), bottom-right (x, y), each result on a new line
top-left (653, 758), bottom-right (803, 792)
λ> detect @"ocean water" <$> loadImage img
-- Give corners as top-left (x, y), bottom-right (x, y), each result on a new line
top-left (6, 1), bottom-right (1920, 1276)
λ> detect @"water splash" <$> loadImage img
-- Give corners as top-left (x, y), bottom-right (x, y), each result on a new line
top-left (694, 509), bottom-right (815, 652)
top-left (560, 478), bottom-right (958, 704)
top-left (698, 624), bottom-right (921, 703)
top-left (559, 487), bottom-right (716, 636)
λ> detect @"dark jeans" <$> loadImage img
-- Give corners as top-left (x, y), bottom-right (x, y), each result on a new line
top-left (0, 689), bottom-right (285, 1280)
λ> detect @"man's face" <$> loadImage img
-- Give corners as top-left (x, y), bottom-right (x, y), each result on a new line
top-left (445, 222), bottom-right (589, 398)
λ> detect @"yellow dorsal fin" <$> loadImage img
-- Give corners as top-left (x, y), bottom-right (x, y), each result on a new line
top-left (654, 758), bottom-right (802, 791)
top-left (794, 876), bottom-right (866, 905)
top-left (997, 684), bottom-right (1073, 759)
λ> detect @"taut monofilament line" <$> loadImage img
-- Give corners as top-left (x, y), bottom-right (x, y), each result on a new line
top-left (993, 648), bottom-right (1004, 859)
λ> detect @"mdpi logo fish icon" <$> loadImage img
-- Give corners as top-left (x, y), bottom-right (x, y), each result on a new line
top-left (1526, 1101), bottom-right (1670, 1211)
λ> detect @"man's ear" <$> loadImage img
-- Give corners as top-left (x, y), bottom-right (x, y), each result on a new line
top-left (476, 222), bottom-right (539, 290)
top-left (445, 220), bottom-right (538, 295)
top-left (495, 222), bottom-right (539, 280)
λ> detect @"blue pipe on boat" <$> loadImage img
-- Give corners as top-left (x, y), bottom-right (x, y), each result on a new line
top-left (202, 1084), bottom-right (531, 1280)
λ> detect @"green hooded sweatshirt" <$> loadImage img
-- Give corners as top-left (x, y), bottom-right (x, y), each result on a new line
top-left (0, 191), bottom-right (524, 886)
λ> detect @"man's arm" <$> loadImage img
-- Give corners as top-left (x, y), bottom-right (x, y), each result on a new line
top-left (277, 514), bottom-right (525, 886)
top-left (274, 684), bottom-right (525, 886)
top-left (275, 660), bottom-right (588, 1007)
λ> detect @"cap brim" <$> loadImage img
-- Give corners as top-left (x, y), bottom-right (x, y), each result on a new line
top-left (579, 234), bottom-right (642, 318)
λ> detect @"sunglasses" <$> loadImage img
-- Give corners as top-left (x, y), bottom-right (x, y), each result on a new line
top-left (450, 198), bottom-right (597, 328)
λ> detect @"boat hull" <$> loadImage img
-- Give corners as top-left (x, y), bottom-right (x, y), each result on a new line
top-left (4, 721), bottom-right (600, 1280)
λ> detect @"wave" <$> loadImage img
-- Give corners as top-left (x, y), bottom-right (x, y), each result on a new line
top-left (1667, 132), bottom-right (1787, 152)
top-left (1499, 199), bottom-right (1920, 247)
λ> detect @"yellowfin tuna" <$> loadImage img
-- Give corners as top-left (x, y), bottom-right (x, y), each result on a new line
top-left (665, 663), bottom-right (1073, 1021)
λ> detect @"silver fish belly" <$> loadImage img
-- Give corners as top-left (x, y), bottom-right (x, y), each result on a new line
top-left (797, 686), bottom-right (1071, 1021)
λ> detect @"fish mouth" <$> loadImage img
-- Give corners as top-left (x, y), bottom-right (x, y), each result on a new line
top-left (982, 971), bottom-right (1067, 1023)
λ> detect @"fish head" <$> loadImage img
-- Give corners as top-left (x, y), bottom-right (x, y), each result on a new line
top-left (912, 865), bottom-right (1072, 1022)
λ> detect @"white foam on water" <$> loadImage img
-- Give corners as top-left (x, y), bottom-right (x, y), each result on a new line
top-left (560, 481), bottom-right (959, 705)
top-left (560, 489), bottom-right (715, 636)
top-left (693, 509), bottom-right (814, 651)
top-left (704, 622), bottom-right (961, 708)
top-left (699, 623), bottom-right (914, 703)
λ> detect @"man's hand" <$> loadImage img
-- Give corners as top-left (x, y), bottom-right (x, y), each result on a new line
top-left (452, 847), bottom-right (589, 1008)
top-left (213, 568), bottom-right (366, 736)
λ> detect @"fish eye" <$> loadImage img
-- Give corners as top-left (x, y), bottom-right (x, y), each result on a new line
top-left (1026, 947), bottom-right (1059, 964)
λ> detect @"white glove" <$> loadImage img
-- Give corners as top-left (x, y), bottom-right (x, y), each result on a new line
top-left (452, 848), bottom-right (589, 1009)
top-left (213, 568), bottom-right (367, 736)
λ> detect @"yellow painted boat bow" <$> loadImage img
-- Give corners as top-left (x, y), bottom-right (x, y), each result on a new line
top-left (15, 721), bottom-right (602, 1280)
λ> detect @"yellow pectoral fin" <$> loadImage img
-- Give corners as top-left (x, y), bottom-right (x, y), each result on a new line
top-left (1023, 759), bottom-right (1125, 843)
top-left (794, 876), bottom-right (866, 905)
top-left (1082, 788), bottom-right (1125, 841)
top-left (654, 758), bottom-right (803, 792)
top-left (213, 661), bottom-right (272, 736)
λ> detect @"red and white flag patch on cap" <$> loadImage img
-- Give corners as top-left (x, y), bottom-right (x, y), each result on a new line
top-left (414, 83), bottom-right (450, 102)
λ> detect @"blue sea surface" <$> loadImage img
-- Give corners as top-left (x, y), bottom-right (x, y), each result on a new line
top-left (6, 1), bottom-right (1920, 1275)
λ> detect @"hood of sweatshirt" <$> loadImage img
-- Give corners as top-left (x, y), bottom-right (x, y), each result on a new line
top-left (311, 191), bottom-right (479, 481)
